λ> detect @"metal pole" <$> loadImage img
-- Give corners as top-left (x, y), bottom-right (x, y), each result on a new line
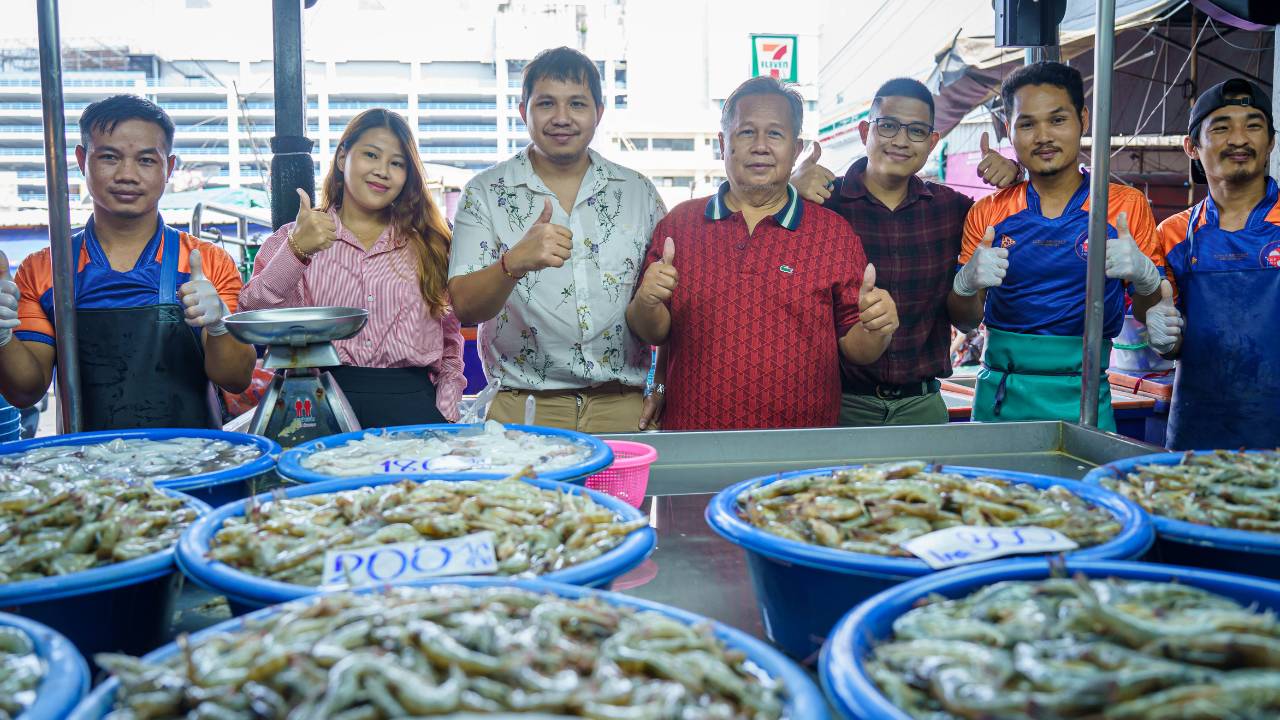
top-left (35, 0), bottom-right (82, 433)
top-left (1189, 9), bottom-right (1198, 204)
top-left (269, 0), bottom-right (314, 231)
top-left (1080, 0), bottom-right (1117, 428)
top-left (1271, 27), bottom-right (1279, 177)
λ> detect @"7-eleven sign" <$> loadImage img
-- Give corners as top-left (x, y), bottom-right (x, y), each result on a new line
top-left (752, 34), bottom-right (798, 83)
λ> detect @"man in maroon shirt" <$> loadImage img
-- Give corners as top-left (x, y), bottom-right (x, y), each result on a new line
top-left (625, 76), bottom-right (899, 431)
top-left (791, 78), bottom-right (1020, 426)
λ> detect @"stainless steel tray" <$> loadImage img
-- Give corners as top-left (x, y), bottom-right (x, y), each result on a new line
top-left (223, 306), bottom-right (368, 346)
top-left (604, 420), bottom-right (1161, 495)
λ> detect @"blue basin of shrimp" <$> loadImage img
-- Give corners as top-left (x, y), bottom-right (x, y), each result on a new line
top-left (175, 474), bottom-right (656, 613)
top-left (275, 422), bottom-right (612, 486)
top-left (1083, 451), bottom-right (1280, 579)
top-left (0, 611), bottom-right (89, 720)
top-left (820, 558), bottom-right (1280, 720)
top-left (68, 576), bottom-right (831, 720)
top-left (705, 464), bottom-right (1154, 663)
top-left (0, 490), bottom-right (212, 665)
top-left (0, 429), bottom-right (281, 507)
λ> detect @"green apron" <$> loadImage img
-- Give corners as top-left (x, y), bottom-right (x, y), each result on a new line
top-left (974, 327), bottom-right (1115, 431)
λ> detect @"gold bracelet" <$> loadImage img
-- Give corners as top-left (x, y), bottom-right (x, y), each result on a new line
top-left (287, 229), bottom-right (313, 261)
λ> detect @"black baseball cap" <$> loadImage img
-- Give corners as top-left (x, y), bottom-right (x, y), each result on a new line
top-left (1188, 78), bottom-right (1275, 184)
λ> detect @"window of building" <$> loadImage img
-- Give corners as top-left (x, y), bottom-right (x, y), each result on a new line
top-left (654, 176), bottom-right (693, 188)
top-left (614, 94), bottom-right (628, 109)
top-left (651, 138), bottom-right (693, 152)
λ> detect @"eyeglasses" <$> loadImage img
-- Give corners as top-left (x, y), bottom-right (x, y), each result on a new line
top-left (872, 118), bottom-right (932, 143)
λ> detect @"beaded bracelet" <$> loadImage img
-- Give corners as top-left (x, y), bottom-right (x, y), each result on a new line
top-left (500, 252), bottom-right (524, 280)
top-left (287, 228), bottom-right (313, 262)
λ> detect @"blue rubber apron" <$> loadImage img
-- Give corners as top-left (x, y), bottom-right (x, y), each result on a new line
top-left (75, 221), bottom-right (216, 430)
top-left (973, 180), bottom-right (1116, 431)
top-left (1166, 187), bottom-right (1280, 450)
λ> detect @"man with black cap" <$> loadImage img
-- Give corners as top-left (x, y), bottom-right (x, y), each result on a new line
top-left (1153, 78), bottom-right (1280, 449)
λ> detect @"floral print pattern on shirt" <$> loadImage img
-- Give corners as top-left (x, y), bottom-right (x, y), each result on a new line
top-left (449, 148), bottom-right (666, 390)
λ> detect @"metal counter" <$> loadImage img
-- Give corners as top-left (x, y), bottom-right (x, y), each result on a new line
top-left (597, 421), bottom-right (1161, 644)
top-left (603, 420), bottom-right (1160, 495)
top-left (178, 421), bottom-right (1161, 650)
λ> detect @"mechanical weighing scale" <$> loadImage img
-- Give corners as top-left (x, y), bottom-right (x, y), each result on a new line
top-left (223, 306), bottom-right (369, 447)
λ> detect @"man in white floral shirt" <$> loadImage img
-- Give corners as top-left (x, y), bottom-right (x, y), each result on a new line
top-left (449, 47), bottom-right (666, 432)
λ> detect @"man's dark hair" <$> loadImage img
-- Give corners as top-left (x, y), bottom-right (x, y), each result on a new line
top-left (871, 78), bottom-right (935, 124)
top-left (79, 94), bottom-right (175, 152)
top-left (1000, 61), bottom-right (1086, 117)
top-left (720, 75), bottom-right (805, 138)
top-left (522, 47), bottom-right (603, 109)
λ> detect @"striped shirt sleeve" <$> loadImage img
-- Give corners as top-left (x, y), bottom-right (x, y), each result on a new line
top-left (238, 222), bottom-right (309, 311)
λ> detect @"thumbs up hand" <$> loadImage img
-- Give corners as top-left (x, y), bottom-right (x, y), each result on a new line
top-left (857, 263), bottom-right (898, 337)
top-left (1144, 279), bottom-right (1183, 355)
top-left (504, 197), bottom-right (573, 277)
top-left (953, 226), bottom-right (1009, 296)
top-left (0, 251), bottom-right (20, 347)
top-left (975, 132), bottom-right (1023, 188)
top-left (637, 237), bottom-right (679, 307)
top-left (790, 141), bottom-right (836, 203)
top-left (1104, 211), bottom-right (1162, 295)
top-left (289, 188), bottom-right (337, 260)
top-left (179, 247), bottom-right (229, 336)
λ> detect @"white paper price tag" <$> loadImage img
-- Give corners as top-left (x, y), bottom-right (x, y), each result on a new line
top-left (900, 525), bottom-right (1079, 570)
top-left (321, 531), bottom-right (498, 587)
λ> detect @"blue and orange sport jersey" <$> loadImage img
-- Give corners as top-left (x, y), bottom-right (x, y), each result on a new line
top-left (15, 219), bottom-right (242, 346)
top-left (1156, 177), bottom-right (1280, 310)
top-left (959, 176), bottom-right (1162, 338)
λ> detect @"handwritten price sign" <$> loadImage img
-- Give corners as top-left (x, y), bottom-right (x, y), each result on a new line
top-left (900, 525), bottom-right (1079, 569)
top-left (321, 531), bottom-right (498, 587)
top-left (378, 456), bottom-right (487, 474)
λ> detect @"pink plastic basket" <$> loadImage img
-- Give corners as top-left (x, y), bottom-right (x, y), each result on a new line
top-left (585, 440), bottom-right (658, 508)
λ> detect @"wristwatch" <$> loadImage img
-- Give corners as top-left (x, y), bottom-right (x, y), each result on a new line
top-left (647, 383), bottom-right (665, 397)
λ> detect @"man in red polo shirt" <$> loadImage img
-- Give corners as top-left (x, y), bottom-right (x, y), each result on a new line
top-left (625, 76), bottom-right (899, 430)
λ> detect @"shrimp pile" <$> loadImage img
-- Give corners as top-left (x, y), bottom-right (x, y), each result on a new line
top-left (299, 420), bottom-right (595, 477)
top-left (0, 625), bottom-right (42, 720)
top-left (1100, 450), bottom-right (1280, 533)
top-left (98, 585), bottom-right (787, 719)
top-left (866, 576), bottom-right (1280, 719)
top-left (0, 436), bottom-right (262, 484)
top-left (0, 477), bottom-right (199, 583)
top-left (209, 476), bottom-right (649, 584)
top-left (737, 462), bottom-right (1121, 556)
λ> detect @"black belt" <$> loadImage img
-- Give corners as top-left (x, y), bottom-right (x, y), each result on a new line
top-left (844, 378), bottom-right (940, 400)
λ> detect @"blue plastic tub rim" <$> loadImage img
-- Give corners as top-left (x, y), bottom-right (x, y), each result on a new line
top-left (0, 490), bottom-right (212, 606)
top-left (0, 428), bottom-right (281, 493)
top-left (1, 611), bottom-right (89, 720)
top-left (274, 422), bottom-right (614, 485)
top-left (176, 473), bottom-right (656, 608)
top-left (1082, 450), bottom-right (1280, 556)
top-left (820, 557), bottom-right (1280, 720)
top-left (69, 575), bottom-right (830, 720)
top-left (705, 464), bottom-right (1155, 577)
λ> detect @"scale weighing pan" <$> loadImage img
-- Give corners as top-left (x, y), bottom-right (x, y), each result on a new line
top-left (224, 307), bottom-right (368, 347)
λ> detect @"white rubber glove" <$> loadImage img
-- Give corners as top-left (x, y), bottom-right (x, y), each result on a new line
top-left (179, 248), bottom-right (229, 336)
top-left (1105, 211), bottom-right (1161, 296)
top-left (0, 251), bottom-right (20, 348)
top-left (953, 226), bottom-right (1008, 297)
top-left (1144, 279), bottom-right (1183, 355)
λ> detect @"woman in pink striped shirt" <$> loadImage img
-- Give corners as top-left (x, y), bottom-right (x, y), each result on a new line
top-left (240, 109), bottom-right (465, 426)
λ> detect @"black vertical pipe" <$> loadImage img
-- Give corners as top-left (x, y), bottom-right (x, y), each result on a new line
top-left (270, 0), bottom-right (313, 230)
top-left (35, 0), bottom-right (83, 433)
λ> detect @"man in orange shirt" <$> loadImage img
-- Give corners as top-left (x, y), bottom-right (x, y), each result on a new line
top-left (0, 95), bottom-right (254, 429)
top-left (948, 63), bottom-right (1165, 430)
top-left (1153, 79), bottom-right (1279, 449)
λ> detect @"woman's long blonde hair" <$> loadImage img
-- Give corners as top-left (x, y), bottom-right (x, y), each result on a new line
top-left (321, 109), bottom-right (451, 318)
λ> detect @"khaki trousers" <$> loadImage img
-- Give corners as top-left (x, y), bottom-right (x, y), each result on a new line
top-left (487, 382), bottom-right (645, 434)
